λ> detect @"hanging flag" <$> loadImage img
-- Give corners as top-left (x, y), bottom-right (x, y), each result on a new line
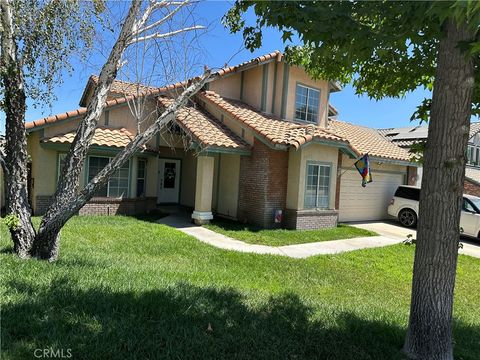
top-left (354, 154), bottom-right (373, 187)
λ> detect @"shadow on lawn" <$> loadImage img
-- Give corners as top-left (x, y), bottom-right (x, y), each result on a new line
top-left (2, 278), bottom-right (479, 360)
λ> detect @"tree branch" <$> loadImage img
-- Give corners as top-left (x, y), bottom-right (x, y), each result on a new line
top-left (40, 0), bottom-right (143, 224)
top-left (133, 0), bottom-right (192, 36)
top-left (48, 71), bottom-right (214, 222)
top-left (128, 25), bottom-right (204, 45)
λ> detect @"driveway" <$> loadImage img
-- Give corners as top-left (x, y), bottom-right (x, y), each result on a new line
top-left (348, 220), bottom-right (480, 259)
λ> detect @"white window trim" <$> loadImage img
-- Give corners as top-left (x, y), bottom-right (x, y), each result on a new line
top-left (294, 83), bottom-right (321, 123)
top-left (87, 155), bottom-right (130, 198)
top-left (304, 161), bottom-right (332, 209)
top-left (136, 158), bottom-right (147, 197)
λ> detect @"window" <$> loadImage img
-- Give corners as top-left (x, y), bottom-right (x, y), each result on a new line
top-left (57, 153), bottom-right (67, 180)
top-left (304, 163), bottom-right (331, 209)
top-left (136, 159), bottom-right (146, 197)
top-left (463, 198), bottom-right (476, 213)
top-left (295, 84), bottom-right (320, 123)
top-left (468, 146), bottom-right (474, 164)
top-left (87, 156), bottom-right (130, 198)
top-left (394, 186), bottom-right (420, 201)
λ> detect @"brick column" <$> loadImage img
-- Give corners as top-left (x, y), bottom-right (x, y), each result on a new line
top-left (192, 156), bottom-right (215, 225)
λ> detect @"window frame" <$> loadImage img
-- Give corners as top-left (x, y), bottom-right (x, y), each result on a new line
top-left (87, 155), bottom-right (131, 198)
top-left (136, 158), bottom-right (147, 197)
top-left (294, 83), bottom-right (321, 123)
top-left (468, 145), bottom-right (474, 164)
top-left (303, 161), bottom-right (332, 209)
top-left (56, 153), bottom-right (67, 183)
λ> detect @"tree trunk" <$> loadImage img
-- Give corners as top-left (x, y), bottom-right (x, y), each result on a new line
top-left (403, 19), bottom-right (475, 360)
top-left (32, 72), bottom-right (212, 261)
top-left (39, 0), bottom-right (142, 228)
top-left (1, 0), bottom-right (36, 258)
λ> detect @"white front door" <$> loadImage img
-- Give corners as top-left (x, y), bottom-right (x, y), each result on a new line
top-left (157, 159), bottom-right (181, 204)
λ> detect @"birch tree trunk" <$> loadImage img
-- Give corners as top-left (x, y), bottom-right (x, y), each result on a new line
top-left (403, 19), bottom-right (475, 360)
top-left (1, 0), bottom-right (36, 258)
top-left (32, 73), bottom-right (212, 260)
top-left (30, 0), bottom-right (142, 260)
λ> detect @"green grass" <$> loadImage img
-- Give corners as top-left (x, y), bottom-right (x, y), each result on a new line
top-left (1, 216), bottom-right (479, 360)
top-left (203, 217), bottom-right (378, 246)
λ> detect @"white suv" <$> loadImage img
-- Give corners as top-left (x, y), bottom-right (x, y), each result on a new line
top-left (388, 185), bottom-right (480, 238)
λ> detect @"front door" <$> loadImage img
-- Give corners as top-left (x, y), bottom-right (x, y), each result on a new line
top-left (157, 159), bottom-right (181, 204)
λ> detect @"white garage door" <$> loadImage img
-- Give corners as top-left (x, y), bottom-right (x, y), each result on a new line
top-left (339, 170), bottom-right (405, 222)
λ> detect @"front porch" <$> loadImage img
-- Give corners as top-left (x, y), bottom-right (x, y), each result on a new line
top-left (155, 145), bottom-right (245, 225)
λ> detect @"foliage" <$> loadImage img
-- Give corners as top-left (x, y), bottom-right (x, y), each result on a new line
top-left (223, 1), bottom-right (480, 104)
top-left (204, 218), bottom-right (377, 246)
top-left (403, 233), bottom-right (464, 249)
top-left (0, 0), bottom-right (104, 107)
top-left (1, 216), bottom-right (479, 359)
top-left (3, 214), bottom-right (19, 230)
top-left (403, 234), bottom-right (416, 246)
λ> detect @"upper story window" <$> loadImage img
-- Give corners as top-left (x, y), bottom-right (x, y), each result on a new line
top-left (295, 84), bottom-right (320, 123)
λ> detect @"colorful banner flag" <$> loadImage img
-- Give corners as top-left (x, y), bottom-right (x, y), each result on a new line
top-left (354, 154), bottom-right (373, 187)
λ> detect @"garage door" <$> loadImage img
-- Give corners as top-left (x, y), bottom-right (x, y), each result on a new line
top-left (339, 170), bottom-right (405, 222)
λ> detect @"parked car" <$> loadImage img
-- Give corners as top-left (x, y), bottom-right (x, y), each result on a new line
top-left (388, 185), bottom-right (480, 238)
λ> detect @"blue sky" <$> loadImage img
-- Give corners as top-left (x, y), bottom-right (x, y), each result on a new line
top-left (0, 1), bottom-right (429, 134)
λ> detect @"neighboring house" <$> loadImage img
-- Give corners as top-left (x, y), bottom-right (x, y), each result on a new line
top-left (25, 51), bottom-right (417, 229)
top-left (379, 123), bottom-right (480, 196)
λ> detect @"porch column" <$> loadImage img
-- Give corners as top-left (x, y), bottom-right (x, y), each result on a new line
top-left (192, 155), bottom-right (214, 225)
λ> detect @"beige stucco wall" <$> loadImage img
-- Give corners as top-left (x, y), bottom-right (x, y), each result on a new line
top-left (27, 127), bottom-right (158, 212)
top-left (242, 65), bottom-right (263, 110)
top-left (208, 73), bottom-right (242, 100)
top-left (215, 153), bottom-right (240, 218)
top-left (206, 59), bottom-right (330, 128)
top-left (194, 156), bottom-right (215, 212)
top-left (28, 132), bottom-right (59, 210)
top-left (284, 65), bottom-right (330, 127)
top-left (287, 143), bottom-right (339, 210)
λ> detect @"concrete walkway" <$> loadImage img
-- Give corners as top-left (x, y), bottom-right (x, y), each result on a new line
top-left (349, 221), bottom-right (480, 259)
top-left (158, 215), bottom-right (402, 259)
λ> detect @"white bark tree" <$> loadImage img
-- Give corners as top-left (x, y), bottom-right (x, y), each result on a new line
top-left (1, 0), bottom-right (213, 261)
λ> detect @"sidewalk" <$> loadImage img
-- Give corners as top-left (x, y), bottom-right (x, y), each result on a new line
top-left (350, 221), bottom-right (480, 259)
top-left (158, 215), bottom-right (402, 259)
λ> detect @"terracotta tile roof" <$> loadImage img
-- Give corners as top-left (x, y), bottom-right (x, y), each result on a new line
top-left (328, 120), bottom-right (412, 161)
top-left (214, 51), bottom-right (281, 77)
top-left (26, 94), bottom-right (140, 131)
top-left (328, 103), bottom-right (339, 117)
top-left (158, 97), bottom-right (249, 151)
top-left (42, 127), bottom-right (135, 148)
top-left (89, 75), bottom-right (166, 97)
top-left (470, 122), bottom-right (480, 139)
top-left (198, 91), bottom-right (348, 149)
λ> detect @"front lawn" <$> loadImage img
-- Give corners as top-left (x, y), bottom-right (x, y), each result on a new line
top-left (204, 217), bottom-right (378, 246)
top-left (1, 216), bottom-right (479, 359)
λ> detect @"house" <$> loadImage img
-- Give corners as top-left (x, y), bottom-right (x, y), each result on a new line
top-left (24, 51), bottom-right (417, 229)
top-left (379, 123), bottom-right (480, 196)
